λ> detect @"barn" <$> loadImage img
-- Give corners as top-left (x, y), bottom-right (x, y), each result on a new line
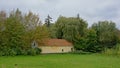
top-left (38, 39), bottom-right (74, 53)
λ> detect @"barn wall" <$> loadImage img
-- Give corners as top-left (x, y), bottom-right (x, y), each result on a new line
top-left (39, 46), bottom-right (73, 53)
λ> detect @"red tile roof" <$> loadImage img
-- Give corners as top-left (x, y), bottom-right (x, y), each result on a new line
top-left (39, 39), bottom-right (73, 46)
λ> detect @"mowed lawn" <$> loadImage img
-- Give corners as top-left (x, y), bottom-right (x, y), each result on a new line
top-left (0, 54), bottom-right (120, 68)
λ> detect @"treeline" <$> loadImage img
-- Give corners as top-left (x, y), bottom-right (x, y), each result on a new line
top-left (0, 9), bottom-right (120, 56)
top-left (47, 15), bottom-right (120, 53)
top-left (0, 9), bottom-right (49, 56)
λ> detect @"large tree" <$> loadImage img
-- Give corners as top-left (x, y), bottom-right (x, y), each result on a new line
top-left (0, 9), bottom-right (49, 56)
top-left (55, 15), bottom-right (88, 43)
top-left (0, 10), bottom-right (25, 56)
top-left (92, 21), bottom-right (118, 48)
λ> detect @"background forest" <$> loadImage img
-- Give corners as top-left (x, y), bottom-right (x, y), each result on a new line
top-left (0, 9), bottom-right (120, 56)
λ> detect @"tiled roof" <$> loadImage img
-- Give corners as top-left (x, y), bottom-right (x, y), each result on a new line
top-left (39, 39), bottom-right (73, 46)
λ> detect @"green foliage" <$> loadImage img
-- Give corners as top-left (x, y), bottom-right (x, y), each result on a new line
top-left (28, 48), bottom-right (41, 56)
top-left (21, 49), bottom-right (28, 55)
top-left (0, 47), bottom-right (18, 56)
top-left (92, 21), bottom-right (118, 48)
top-left (86, 29), bottom-right (101, 52)
top-left (0, 9), bottom-right (120, 55)
top-left (55, 16), bottom-right (87, 42)
top-left (8, 49), bottom-right (17, 56)
top-left (0, 9), bottom-right (48, 56)
top-left (48, 23), bottom-right (57, 38)
top-left (116, 29), bottom-right (120, 43)
top-left (74, 37), bottom-right (87, 50)
top-left (35, 48), bottom-right (42, 54)
top-left (53, 16), bottom-right (120, 53)
top-left (45, 15), bottom-right (52, 27)
top-left (103, 44), bottom-right (120, 56)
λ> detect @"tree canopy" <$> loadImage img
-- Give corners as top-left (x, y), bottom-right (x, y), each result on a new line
top-left (55, 16), bottom-right (88, 42)
top-left (0, 9), bottom-right (120, 56)
top-left (0, 9), bottom-right (49, 56)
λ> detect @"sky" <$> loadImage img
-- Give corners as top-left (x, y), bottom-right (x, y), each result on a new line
top-left (0, 0), bottom-right (120, 28)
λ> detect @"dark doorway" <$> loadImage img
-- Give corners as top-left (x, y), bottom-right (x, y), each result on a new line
top-left (62, 49), bottom-right (64, 52)
top-left (71, 48), bottom-right (73, 52)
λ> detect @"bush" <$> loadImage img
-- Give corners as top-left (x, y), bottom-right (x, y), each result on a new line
top-left (0, 47), bottom-right (41, 56)
top-left (2, 48), bottom-right (10, 56)
top-left (9, 49), bottom-right (17, 56)
top-left (103, 44), bottom-right (120, 56)
top-left (35, 48), bottom-right (41, 54)
top-left (28, 48), bottom-right (41, 56)
top-left (21, 49), bottom-right (28, 55)
top-left (0, 51), bottom-right (4, 56)
top-left (28, 48), bottom-right (37, 56)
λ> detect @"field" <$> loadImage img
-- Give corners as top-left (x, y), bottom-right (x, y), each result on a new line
top-left (0, 54), bottom-right (120, 68)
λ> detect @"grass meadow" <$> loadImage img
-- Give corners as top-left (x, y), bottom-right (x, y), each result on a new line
top-left (0, 54), bottom-right (120, 68)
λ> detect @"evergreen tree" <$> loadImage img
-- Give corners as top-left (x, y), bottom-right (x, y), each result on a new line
top-left (45, 15), bottom-right (52, 27)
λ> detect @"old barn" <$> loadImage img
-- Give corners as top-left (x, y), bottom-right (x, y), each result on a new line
top-left (38, 39), bottom-right (73, 53)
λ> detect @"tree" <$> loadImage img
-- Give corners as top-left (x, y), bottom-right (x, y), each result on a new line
top-left (45, 15), bottom-right (52, 27)
top-left (0, 9), bottom-right (49, 56)
top-left (55, 15), bottom-right (88, 43)
top-left (48, 23), bottom-right (57, 38)
top-left (0, 11), bottom-right (6, 22)
top-left (86, 29), bottom-right (101, 52)
top-left (0, 11), bottom-right (7, 52)
top-left (54, 15), bottom-right (89, 51)
top-left (116, 29), bottom-right (120, 43)
top-left (23, 11), bottom-right (49, 48)
top-left (9, 8), bottom-right (23, 21)
top-left (0, 9), bottom-right (26, 56)
top-left (92, 21), bottom-right (118, 48)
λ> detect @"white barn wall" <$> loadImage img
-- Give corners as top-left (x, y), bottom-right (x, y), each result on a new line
top-left (39, 46), bottom-right (73, 53)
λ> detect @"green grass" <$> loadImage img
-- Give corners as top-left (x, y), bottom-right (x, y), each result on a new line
top-left (0, 54), bottom-right (120, 68)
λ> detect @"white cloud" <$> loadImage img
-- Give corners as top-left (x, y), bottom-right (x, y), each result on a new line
top-left (0, 0), bottom-right (120, 28)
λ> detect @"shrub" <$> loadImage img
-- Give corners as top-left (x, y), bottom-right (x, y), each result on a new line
top-left (0, 47), bottom-right (41, 56)
top-left (35, 48), bottom-right (41, 54)
top-left (9, 49), bottom-right (17, 56)
top-left (28, 48), bottom-right (37, 56)
top-left (0, 51), bottom-right (4, 56)
top-left (21, 49), bottom-right (28, 55)
top-left (3, 48), bottom-right (10, 56)
top-left (103, 43), bottom-right (120, 56)
top-left (28, 48), bottom-right (41, 56)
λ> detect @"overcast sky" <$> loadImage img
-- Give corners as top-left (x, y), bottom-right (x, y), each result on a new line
top-left (0, 0), bottom-right (120, 28)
